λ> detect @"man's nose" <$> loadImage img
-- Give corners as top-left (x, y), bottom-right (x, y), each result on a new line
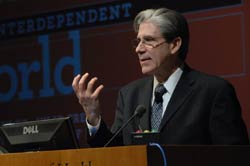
top-left (135, 42), bottom-right (146, 53)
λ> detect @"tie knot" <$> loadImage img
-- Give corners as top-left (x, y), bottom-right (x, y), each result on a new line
top-left (154, 84), bottom-right (167, 103)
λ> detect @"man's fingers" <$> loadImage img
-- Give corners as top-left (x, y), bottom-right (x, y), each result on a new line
top-left (72, 73), bottom-right (104, 104)
top-left (86, 77), bottom-right (98, 95)
top-left (72, 74), bottom-right (81, 93)
top-left (92, 84), bottom-right (104, 99)
top-left (79, 73), bottom-right (89, 93)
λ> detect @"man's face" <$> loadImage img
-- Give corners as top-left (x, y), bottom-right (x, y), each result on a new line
top-left (135, 21), bottom-right (177, 76)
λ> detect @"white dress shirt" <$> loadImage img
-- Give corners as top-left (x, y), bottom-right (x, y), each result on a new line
top-left (152, 67), bottom-right (183, 117)
top-left (87, 67), bottom-right (183, 135)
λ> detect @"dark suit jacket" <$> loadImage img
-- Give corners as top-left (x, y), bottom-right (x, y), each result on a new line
top-left (88, 65), bottom-right (249, 147)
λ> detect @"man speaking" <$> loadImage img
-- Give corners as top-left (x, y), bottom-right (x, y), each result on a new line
top-left (72, 8), bottom-right (249, 146)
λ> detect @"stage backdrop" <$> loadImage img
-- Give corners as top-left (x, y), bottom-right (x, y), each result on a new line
top-left (0, 0), bottom-right (250, 147)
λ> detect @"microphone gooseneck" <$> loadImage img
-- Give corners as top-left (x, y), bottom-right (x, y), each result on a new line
top-left (104, 105), bottom-right (146, 147)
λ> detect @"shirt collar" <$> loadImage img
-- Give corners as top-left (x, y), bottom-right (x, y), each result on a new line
top-left (153, 67), bottom-right (183, 95)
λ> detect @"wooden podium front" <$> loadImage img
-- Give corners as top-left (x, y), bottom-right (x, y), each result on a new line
top-left (0, 145), bottom-right (250, 166)
top-left (0, 145), bottom-right (148, 166)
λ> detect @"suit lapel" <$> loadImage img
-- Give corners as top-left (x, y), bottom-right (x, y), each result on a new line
top-left (159, 66), bottom-right (195, 131)
top-left (138, 77), bottom-right (153, 131)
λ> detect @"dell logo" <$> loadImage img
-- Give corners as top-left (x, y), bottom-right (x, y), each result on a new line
top-left (23, 125), bottom-right (39, 134)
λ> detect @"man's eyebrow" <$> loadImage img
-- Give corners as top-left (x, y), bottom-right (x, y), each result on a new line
top-left (137, 35), bottom-right (155, 40)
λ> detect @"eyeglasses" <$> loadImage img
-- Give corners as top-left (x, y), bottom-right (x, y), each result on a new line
top-left (132, 38), bottom-right (167, 49)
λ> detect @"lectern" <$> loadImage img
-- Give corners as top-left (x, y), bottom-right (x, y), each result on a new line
top-left (0, 145), bottom-right (249, 166)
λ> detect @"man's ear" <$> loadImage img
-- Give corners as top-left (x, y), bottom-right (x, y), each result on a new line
top-left (170, 37), bottom-right (182, 55)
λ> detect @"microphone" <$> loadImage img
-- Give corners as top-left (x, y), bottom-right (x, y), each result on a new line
top-left (104, 105), bottom-right (146, 147)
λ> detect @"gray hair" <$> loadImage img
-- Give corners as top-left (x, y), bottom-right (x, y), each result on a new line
top-left (133, 8), bottom-right (189, 61)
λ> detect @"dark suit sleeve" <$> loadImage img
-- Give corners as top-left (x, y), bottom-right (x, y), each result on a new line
top-left (87, 119), bottom-right (113, 147)
top-left (86, 119), bottom-right (124, 147)
top-left (209, 81), bottom-right (249, 144)
top-left (87, 90), bottom-right (124, 147)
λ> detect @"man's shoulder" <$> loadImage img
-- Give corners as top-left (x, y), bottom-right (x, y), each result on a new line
top-left (188, 68), bottom-right (233, 89)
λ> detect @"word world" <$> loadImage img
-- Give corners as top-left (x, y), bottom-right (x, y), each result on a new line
top-left (0, 30), bottom-right (81, 102)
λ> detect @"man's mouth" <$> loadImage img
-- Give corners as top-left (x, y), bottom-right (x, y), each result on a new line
top-left (140, 57), bottom-right (151, 62)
